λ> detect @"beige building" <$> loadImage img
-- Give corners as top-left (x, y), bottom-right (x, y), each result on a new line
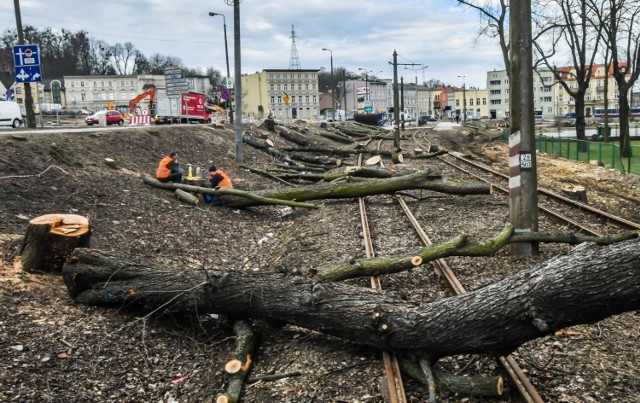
top-left (556, 63), bottom-right (631, 117)
top-left (241, 69), bottom-right (320, 120)
top-left (455, 87), bottom-right (489, 120)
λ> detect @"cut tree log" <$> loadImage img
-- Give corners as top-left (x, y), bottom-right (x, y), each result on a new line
top-left (392, 152), bottom-right (404, 164)
top-left (216, 320), bottom-right (256, 403)
top-left (561, 185), bottom-right (588, 203)
top-left (398, 357), bottom-right (503, 398)
top-left (213, 170), bottom-right (490, 209)
top-left (175, 189), bottom-right (199, 205)
top-left (365, 155), bottom-right (382, 166)
top-left (316, 225), bottom-right (639, 282)
top-left (62, 237), bottom-right (640, 360)
top-left (20, 214), bottom-right (91, 273)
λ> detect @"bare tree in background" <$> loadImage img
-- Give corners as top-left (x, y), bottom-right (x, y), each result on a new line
top-left (457, 0), bottom-right (511, 73)
top-left (534, 0), bottom-right (603, 147)
top-left (589, 0), bottom-right (640, 159)
top-left (111, 42), bottom-right (137, 75)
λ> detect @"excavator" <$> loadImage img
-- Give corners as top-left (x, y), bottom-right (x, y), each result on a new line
top-left (129, 86), bottom-right (156, 117)
top-left (205, 103), bottom-right (226, 115)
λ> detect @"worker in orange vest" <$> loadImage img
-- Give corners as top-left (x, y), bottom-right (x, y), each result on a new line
top-left (156, 151), bottom-right (183, 183)
top-left (204, 165), bottom-right (232, 205)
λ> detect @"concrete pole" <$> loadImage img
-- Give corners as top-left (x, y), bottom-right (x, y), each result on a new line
top-left (13, 0), bottom-right (36, 128)
top-left (509, 0), bottom-right (539, 256)
top-left (393, 50), bottom-right (400, 148)
top-left (233, 0), bottom-right (243, 162)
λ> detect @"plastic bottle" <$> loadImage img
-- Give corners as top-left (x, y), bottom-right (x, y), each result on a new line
top-left (187, 164), bottom-right (193, 178)
top-left (195, 166), bottom-right (201, 178)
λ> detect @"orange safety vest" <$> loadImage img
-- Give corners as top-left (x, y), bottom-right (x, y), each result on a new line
top-left (214, 169), bottom-right (232, 189)
top-left (156, 156), bottom-right (174, 179)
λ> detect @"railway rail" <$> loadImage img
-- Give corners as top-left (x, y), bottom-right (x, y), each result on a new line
top-left (354, 150), bottom-right (543, 402)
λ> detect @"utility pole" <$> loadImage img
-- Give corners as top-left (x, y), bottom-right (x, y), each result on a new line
top-left (208, 12), bottom-right (233, 124)
top-left (392, 50), bottom-right (400, 148)
top-left (232, 0), bottom-right (243, 162)
top-left (400, 76), bottom-right (405, 131)
top-left (13, 0), bottom-right (36, 128)
top-left (509, 0), bottom-right (538, 256)
top-left (390, 51), bottom-right (420, 148)
top-left (342, 69), bottom-right (347, 120)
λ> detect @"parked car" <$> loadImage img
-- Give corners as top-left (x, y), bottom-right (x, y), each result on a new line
top-left (418, 115), bottom-right (438, 126)
top-left (0, 101), bottom-right (23, 128)
top-left (85, 110), bottom-right (125, 126)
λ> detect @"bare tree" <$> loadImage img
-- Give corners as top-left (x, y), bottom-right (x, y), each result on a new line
top-left (457, 0), bottom-right (511, 73)
top-left (110, 42), bottom-right (137, 75)
top-left (535, 0), bottom-right (603, 145)
top-left (590, 0), bottom-right (640, 159)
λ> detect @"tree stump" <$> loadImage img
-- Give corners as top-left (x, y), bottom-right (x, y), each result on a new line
top-left (264, 118), bottom-right (275, 132)
top-left (561, 185), bottom-right (588, 203)
top-left (392, 152), bottom-right (404, 164)
top-left (20, 214), bottom-right (91, 273)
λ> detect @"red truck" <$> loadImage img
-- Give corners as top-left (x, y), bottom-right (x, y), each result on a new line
top-left (154, 89), bottom-right (211, 124)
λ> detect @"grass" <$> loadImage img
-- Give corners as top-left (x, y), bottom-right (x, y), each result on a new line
top-left (536, 136), bottom-right (640, 175)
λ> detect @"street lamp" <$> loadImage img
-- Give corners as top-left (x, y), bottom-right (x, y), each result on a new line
top-left (458, 75), bottom-right (466, 122)
top-left (209, 12), bottom-right (233, 124)
top-left (322, 48), bottom-right (335, 120)
top-left (358, 68), bottom-right (373, 113)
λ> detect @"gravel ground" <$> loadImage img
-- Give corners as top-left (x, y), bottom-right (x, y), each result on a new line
top-left (0, 121), bottom-right (638, 402)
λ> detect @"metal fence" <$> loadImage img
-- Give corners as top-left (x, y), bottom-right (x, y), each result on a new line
top-left (535, 135), bottom-right (640, 175)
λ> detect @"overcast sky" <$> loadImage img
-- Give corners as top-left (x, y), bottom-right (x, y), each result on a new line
top-left (1, 0), bottom-right (507, 89)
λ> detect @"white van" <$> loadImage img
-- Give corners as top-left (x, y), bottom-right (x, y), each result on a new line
top-left (0, 101), bottom-right (23, 128)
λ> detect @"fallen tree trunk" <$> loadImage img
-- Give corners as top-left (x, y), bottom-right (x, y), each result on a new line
top-left (315, 225), bottom-right (640, 282)
top-left (63, 238), bottom-right (640, 360)
top-left (214, 170), bottom-right (490, 208)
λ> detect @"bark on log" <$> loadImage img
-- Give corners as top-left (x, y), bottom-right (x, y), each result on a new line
top-left (561, 185), bottom-right (588, 203)
top-left (216, 320), bottom-right (256, 403)
top-left (276, 126), bottom-right (327, 148)
top-left (392, 152), bottom-right (404, 164)
top-left (62, 238), bottom-right (640, 359)
top-left (143, 175), bottom-right (321, 209)
top-left (398, 357), bottom-right (503, 398)
top-left (20, 214), bottom-right (91, 273)
top-left (214, 170), bottom-right (490, 209)
top-left (316, 225), bottom-right (639, 282)
top-left (263, 118), bottom-right (275, 132)
top-left (175, 189), bottom-right (199, 205)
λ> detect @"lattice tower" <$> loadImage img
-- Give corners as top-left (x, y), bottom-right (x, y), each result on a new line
top-left (289, 25), bottom-right (301, 70)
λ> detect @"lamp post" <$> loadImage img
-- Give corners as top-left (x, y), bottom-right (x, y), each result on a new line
top-left (322, 48), bottom-right (335, 120)
top-left (49, 79), bottom-right (61, 125)
top-left (209, 12), bottom-right (234, 124)
top-left (458, 75), bottom-right (466, 122)
top-left (358, 68), bottom-right (373, 113)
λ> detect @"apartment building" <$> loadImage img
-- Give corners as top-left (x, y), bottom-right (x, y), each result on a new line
top-left (454, 87), bottom-right (489, 120)
top-left (556, 63), bottom-right (631, 117)
top-left (241, 69), bottom-right (320, 120)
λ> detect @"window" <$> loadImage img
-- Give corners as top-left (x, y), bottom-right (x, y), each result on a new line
top-left (543, 97), bottom-right (552, 102)
top-left (490, 80), bottom-right (500, 85)
top-left (276, 84), bottom-right (281, 91)
top-left (312, 95), bottom-right (317, 103)
top-left (284, 84), bottom-right (288, 91)
top-left (80, 81), bottom-right (85, 87)
top-left (270, 84), bottom-right (274, 91)
top-left (70, 82), bottom-right (75, 88)
top-left (491, 99), bottom-right (501, 105)
top-left (305, 84), bottom-right (309, 90)
top-left (298, 96), bottom-right (303, 103)
top-left (490, 89), bottom-right (501, 95)
top-left (456, 99), bottom-right (460, 106)
top-left (469, 99), bottom-right (474, 106)
top-left (93, 82), bottom-right (97, 87)
top-left (277, 96), bottom-right (282, 104)
top-left (270, 96), bottom-right (275, 104)
top-left (483, 98), bottom-right (487, 105)
top-left (120, 80), bottom-right (124, 86)
top-left (108, 82), bottom-right (112, 87)
top-left (298, 84), bottom-right (302, 90)
top-left (305, 95), bottom-right (309, 103)
top-left (101, 82), bottom-right (105, 87)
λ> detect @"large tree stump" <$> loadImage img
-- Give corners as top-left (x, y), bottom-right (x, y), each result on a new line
top-left (561, 185), bottom-right (588, 203)
top-left (20, 214), bottom-right (91, 273)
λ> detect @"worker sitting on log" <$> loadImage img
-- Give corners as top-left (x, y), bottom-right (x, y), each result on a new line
top-left (204, 165), bottom-right (233, 205)
top-left (156, 151), bottom-right (183, 183)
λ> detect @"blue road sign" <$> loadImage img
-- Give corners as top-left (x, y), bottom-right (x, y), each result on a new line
top-left (15, 66), bottom-right (43, 83)
top-left (13, 44), bottom-right (40, 67)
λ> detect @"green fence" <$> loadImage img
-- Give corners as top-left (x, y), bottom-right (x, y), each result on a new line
top-left (535, 136), bottom-right (640, 175)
